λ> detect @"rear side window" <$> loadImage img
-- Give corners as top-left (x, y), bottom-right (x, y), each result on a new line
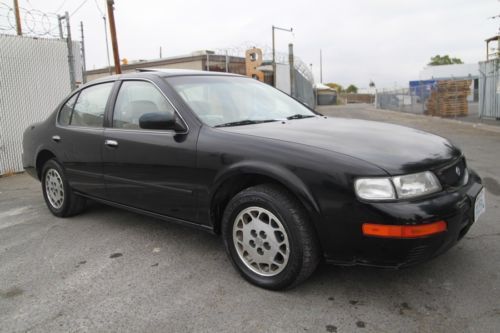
top-left (71, 83), bottom-right (114, 128)
top-left (58, 93), bottom-right (78, 126)
top-left (113, 81), bottom-right (175, 129)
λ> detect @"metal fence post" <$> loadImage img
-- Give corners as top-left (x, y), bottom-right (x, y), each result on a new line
top-left (80, 21), bottom-right (87, 84)
top-left (225, 50), bottom-right (229, 72)
top-left (64, 12), bottom-right (76, 91)
top-left (289, 43), bottom-right (295, 98)
top-left (57, 15), bottom-right (64, 39)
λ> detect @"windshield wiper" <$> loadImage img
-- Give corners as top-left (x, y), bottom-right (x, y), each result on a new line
top-left (286, 114), bottom-right (316, 120)
top-left (214, 119), bottom-right (278, 128)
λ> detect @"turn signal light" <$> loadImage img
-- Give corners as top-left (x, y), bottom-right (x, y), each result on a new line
top-left (362, 221), bottom-right (447, 239)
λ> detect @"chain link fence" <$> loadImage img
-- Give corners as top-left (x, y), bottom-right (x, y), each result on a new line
top-left (209, 44), bottom-right (315, 107)
top-left (376, 78), bottom-right (483, 120)
top-left (0, 2), bottom-right (83, 175)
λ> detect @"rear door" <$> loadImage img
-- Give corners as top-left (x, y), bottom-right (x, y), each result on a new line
top-left (55, 81), bottom-right (115, 198)
top-left (102, 79), bottom-right (198, 221)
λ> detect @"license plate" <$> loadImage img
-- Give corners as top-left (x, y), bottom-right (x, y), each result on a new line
top-left (474, 188), bottom-right (486, 222)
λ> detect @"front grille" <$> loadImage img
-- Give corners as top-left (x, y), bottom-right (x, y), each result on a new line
top-left (435, 157), bottom-right (467, 188)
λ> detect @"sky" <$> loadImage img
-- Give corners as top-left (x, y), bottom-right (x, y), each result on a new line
top-left (5, 0), bottom-right (500, 89)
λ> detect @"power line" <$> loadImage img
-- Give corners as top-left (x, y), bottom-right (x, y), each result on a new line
top-left (93, 0), bottom-right (104, 17)
top-left (70, 0), bottom-right (90, 17)
top-left (54, 0), bottom-right (71, 13)
top-left (23, 0), bottom-right (34, 9)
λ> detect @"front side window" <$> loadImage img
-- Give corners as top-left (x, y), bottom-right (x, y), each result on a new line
top-left (113, 81), bottom-right (175, 129)
top-left (166, 76), bottom-right (315, 127)
top-left (58, 93), bottom-right (78, 126)
top-left (71, 83), bottom-right (113, 128)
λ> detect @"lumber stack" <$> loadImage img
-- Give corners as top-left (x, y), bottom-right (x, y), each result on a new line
top-left (426, 80), bottom-right (471, 117)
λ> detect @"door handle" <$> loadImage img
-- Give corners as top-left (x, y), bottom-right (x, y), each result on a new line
top-left (52, 135), bottom-right (61, 142)
top-left (104, 139), bottom-right (118, 147)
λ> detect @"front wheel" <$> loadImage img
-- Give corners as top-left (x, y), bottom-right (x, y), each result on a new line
top-left (41, 159), bottom-right (86, 217)
top-left (222, 184), bottom-right (320, 290)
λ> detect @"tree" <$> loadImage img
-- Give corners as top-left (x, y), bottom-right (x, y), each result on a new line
top-left (325, 83), bottom-right (343, 92)
top-left (428, 55), bottom-right (463, 66)
top-left (345, 84), bottom-right (358, 94)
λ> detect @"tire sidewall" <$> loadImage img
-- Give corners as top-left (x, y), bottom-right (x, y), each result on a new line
top-left (222, 189), bottom-right (304, 289)
top-left (41, 159), bottom-right (70, 217)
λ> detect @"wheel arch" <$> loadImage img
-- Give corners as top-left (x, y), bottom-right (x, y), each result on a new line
top-left (35, 149), bottom-right (57, 180)
top-left (209, 162), bottom-right (321, 235)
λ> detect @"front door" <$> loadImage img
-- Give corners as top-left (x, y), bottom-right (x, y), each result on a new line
top-left (102, 80), bottom-right (198, 222)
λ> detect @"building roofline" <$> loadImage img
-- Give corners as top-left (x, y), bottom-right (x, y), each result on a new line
top-left (86, 53), bottom-right (245, 75)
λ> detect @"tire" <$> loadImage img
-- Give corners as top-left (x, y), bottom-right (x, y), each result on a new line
top-left (222, 184), bottom-right (320, 290)
top-left (41, 159), bottom-right (86, 217)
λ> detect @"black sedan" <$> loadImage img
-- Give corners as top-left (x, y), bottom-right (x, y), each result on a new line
top-left (22, 70), bottom-right (485, 290)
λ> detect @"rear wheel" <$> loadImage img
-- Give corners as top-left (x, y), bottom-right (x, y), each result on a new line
top-left (41, 159), bottom-right (86, 217)
top-left (222, 184), bottom-right (320, 290)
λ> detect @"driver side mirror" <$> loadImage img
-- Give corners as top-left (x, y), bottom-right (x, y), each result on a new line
top-left (139, 112), bottom-right (187, 132)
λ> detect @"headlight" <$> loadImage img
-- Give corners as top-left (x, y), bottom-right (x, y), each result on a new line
top-left (392, 171), bottom-right (441, 199)
top-left (355, 171), bottom-right (441, 201)
top-left (355, 178), bottom-right (396, 200)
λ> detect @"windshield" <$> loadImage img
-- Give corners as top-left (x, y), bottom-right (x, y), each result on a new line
top-left (166, 76), bottom-right (316, 127)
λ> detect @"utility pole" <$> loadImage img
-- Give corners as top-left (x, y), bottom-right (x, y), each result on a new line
top-left (289, 43), bottom-right (295, 98)
top-left (272, 25), bottom-right (293, 87)
top-left (159, 46), bottom-right (162, 58)
top-left (13, 0), bottom-right (22, 35)
top-left (106, 0), bottom-right (121, 74)
top-left (320, 49), bottom-right (323, 83)
top-left (64, 12), bottom-right (76, 90)
top-left (102, 15), bottom-right (112, 74)
top-left (80, 21), bottom-right (87, 84)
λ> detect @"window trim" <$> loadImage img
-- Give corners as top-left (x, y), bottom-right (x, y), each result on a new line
top-left (109, 78), bottom-right (189, 135)
top-left (57, 91), bottom-right (80, 126)
top-left (55, 80), bottom-right (116, 130)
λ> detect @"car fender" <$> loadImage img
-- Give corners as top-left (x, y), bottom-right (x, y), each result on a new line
top-left (211, 160), bottom-right (321, 218)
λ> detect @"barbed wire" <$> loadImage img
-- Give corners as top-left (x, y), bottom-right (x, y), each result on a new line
top-left (0, 2), bottom-right (62, 38)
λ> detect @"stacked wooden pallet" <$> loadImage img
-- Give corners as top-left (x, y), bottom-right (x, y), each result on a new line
top-left (426, 80), bottom-right (471, 117)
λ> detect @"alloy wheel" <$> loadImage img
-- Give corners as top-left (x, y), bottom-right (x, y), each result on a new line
top-left (232, 206), bottom-right (290, 276)
top-left (45, 168), bottom-right (64, 209)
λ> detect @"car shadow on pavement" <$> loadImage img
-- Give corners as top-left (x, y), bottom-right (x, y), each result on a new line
top-left (83, 199), bottom-right (476, 295)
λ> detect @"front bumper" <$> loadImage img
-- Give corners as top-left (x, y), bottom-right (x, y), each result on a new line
top-left (324, 169), bottom-right (483, 268)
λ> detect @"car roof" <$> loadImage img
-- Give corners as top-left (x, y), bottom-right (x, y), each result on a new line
top-left (90, 69), bottom-right (243, 85)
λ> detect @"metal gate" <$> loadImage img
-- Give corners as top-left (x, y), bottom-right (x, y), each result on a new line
top-left (479, 59), bottom-right (500, 119)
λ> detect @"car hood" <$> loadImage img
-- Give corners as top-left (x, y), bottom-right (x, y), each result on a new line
top-left (217, 117), bottom-right (461, 175)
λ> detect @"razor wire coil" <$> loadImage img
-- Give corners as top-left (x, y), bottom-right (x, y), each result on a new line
top-left (0, 2), bottom-right (62, 38)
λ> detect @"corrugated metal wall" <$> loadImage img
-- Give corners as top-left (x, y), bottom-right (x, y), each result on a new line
top-left (479, 59), bottom-right (500, 119)
top-left (0, 34), bottom-right (81, 175)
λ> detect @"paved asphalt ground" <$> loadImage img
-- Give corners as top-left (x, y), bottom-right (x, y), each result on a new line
top-left (1, 104), bottom-right (499, 333)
